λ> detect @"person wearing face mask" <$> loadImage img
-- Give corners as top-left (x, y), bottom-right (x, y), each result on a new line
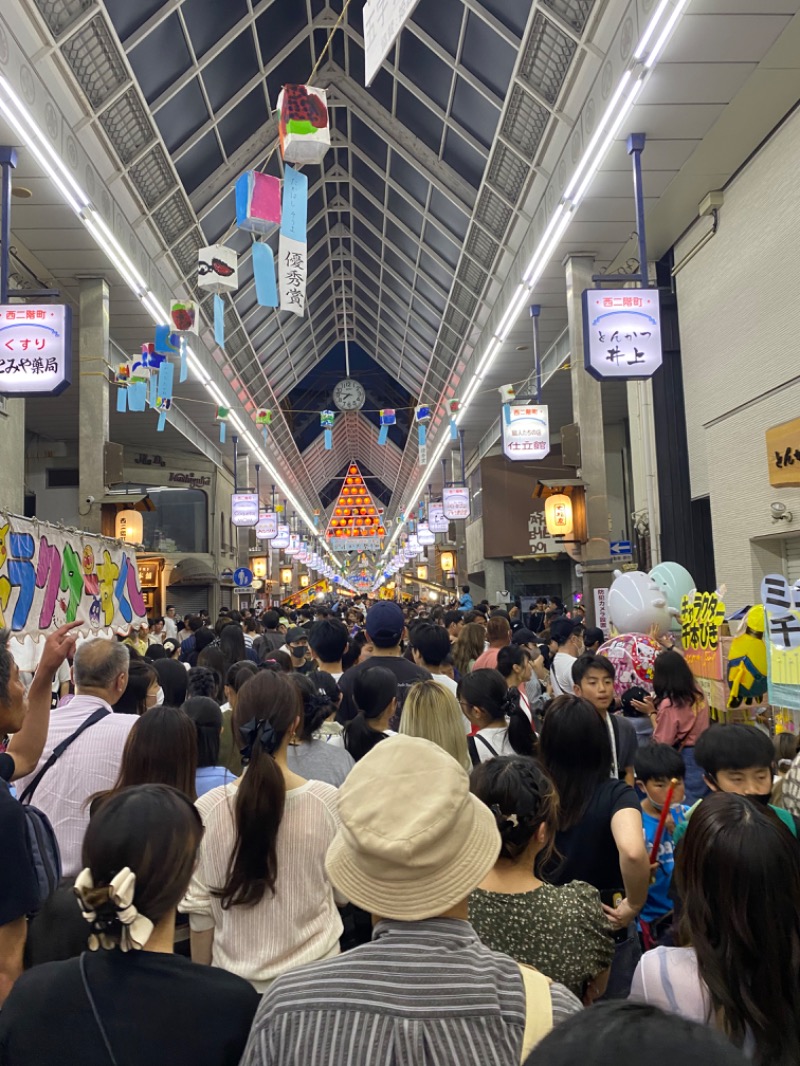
top-left (279, 627), bottom-right (314, 675)
top-left (633, 744), bottom-right (690, 950)
top-left (548, 619), bottom-right (585, 696)
top-left (672, 723), bottom-right (799, 843)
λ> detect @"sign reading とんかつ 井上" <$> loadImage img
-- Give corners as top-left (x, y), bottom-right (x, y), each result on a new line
top-left (582, 289), bottom-right (662, 380)
top-left (0, 513), bottom-right (145, 636)
top-left (0, 305), bottom-right (72, 396)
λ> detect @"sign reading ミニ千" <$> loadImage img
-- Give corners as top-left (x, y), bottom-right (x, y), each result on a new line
top-left (0, 305), bottom-right (72, 396)
top-left (583, 289), bottom-right (662, 380)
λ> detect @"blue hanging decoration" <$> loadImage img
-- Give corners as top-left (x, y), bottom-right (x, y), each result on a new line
top-left (418, 423), bottom-right (426, 447)
top-left (219, 421), bottom-right (227, 443)
top-left (157, 409), bottom-right (167, 432)
top-left (148, 374), bottom-right (157, 408)
top-left (262, 426), bottom-right (268, 446)
top-left (154, 325), bottom-right (180, 356)
top-left (377, 424), bottom-right (388, 446)
top-left (157, 361), bottom-right (174, 404)
top-left (179, 337), bottom-right (188, 383)
top-left (116, 388), bottom-right (128, 413)
top-left (252, 240), bottom-right (279, 308)
top-left (213, 294), bottom-right (225, 349)
top-left (324, 428), bottom-right (332, 450)
top-left (127, 381), bottom-right (147, 411)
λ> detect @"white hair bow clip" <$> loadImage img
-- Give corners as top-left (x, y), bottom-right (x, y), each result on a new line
top-left (74, 866), bottom-right (154, 952)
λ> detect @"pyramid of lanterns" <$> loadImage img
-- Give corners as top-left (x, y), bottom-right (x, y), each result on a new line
top-left (324, 464), bottom-right (386, 546)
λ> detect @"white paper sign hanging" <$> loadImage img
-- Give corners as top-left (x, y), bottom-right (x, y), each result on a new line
top-left (582, 289), bottom-right (662, 380)
top-left (442, 486), bottom-right (471, 521)
top-left (279, 234), bottom-right (307, 317)
top-left (501, 403), bottom-right (550, 461)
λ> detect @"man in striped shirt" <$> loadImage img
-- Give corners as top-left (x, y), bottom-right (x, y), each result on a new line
top-left (240, 736), bottom-right (581, 1066)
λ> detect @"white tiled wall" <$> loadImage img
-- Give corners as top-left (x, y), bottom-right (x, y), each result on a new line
top-left (675, 108), bottom-right (800, 608)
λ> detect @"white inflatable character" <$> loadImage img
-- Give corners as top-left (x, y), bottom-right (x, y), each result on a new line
top-left (607, 569), bottom-right (673, 636)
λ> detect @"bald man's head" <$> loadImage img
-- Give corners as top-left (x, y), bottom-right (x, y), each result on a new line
top-left (73, 638), bottom-right (130, 698)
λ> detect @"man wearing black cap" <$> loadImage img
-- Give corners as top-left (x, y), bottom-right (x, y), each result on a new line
top-left (338, 602), bottom-right (430, 725)
top-left (279, 626), bottom-right (313, 675)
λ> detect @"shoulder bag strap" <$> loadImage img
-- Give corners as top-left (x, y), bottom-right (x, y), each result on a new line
top-left (475, 733), bottom-right (499, 757)
top-left (518, 963), bottom-right (553, 1062)
top-left (19, 707), bottom-right (110, 805)
top-left (80, 953), bottom-right (119, 1066)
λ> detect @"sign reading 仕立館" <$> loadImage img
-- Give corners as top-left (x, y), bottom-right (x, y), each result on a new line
top-left (502, 403), bottom-right (550, 461)
top-left (0, 305), bottom-right (72, 396)
top-left (583, 289), bottom-right (662, 380)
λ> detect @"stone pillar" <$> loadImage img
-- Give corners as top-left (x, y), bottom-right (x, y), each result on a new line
top-left (564, 255), bottom-right (614, 620)
top-left (0, 397), bottom-right (25, 514)
top-left (78, 278), bottom-right (110, 534)
top-left (483, 558), bottom-right (507, 604)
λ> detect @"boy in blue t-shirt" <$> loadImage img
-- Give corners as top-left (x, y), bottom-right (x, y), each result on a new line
top-left (634, 744), bottom-right (690, 950)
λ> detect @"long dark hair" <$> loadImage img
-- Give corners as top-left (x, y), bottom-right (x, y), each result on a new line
top-left (196, 645), bottom-right (225, 702)
top-left (676, 792), bottom-right (800, 1066)
top-left (92, 707), bottom-right (198, 812)
top-left (81, 785), bottom-right (203, 949)
top-left (470, 756), bottom-right (559, 869)
top-left (290, 672), bottom-right (334, 741)
top-left (215, 671), bottom-right (301, 908)
top-left (112, 660), bottom-right (157, 715)
top-left (452, 622), bottom-right (486, 677)
top-left (153, 658), bottom-right (188, 707)
top-left (538, 696), bottom-right (611, 829)
top-left (653, 649), bottom-right (703, 709)
top-left (459, 668), bottom-right (535, 758)
top-left (219, 623), bottom-right (247, 672)
top-left (344, 666), bottom-right (397, 762)
top-left (182, 696), bottom-right (223, 768)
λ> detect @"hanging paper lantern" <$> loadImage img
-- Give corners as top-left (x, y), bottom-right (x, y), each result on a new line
top-left (278, 85), bottom-right (331, 165)
top-left (198, 245), bottom-right (238, 292)
top-left (255, 409), bottom-right (272, 425)
top-left (170, 301), bottom-right (198, 334)
top-left (235, 171), bottom-right (281, 234)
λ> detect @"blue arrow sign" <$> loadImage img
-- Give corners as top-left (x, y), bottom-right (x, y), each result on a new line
top-left (610, 540), bottom-right (632, 558)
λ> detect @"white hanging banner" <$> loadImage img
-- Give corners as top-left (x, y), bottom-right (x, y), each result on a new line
top-left (0, 511), bottom-right (145, 637)
top-left (279, 234), bottom-right (307, 317)
top-left (364, 0), bottom-right (423, 86)
top-left (442, 486), bottom-right (471, 521)
top-left (418, 523), bottom-right (436, 546)
top-left (272, 524), bottom-right (291, 549)
top-left (583, 289), bottom-right (662, 380)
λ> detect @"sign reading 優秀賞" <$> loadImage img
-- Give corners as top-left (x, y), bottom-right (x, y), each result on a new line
top-left (0, 305), bottom-right (72, 396)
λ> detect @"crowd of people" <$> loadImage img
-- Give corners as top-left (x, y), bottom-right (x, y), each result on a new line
top-left (0, 588), bottom-right (798, 1065)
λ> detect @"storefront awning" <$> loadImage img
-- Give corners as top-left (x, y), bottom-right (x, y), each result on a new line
top-left (168, 558), bottom-right (218, 586)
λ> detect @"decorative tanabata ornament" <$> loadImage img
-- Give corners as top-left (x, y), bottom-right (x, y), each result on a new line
top-left (726, 604), bottom-right (769, 708)
top-left (649, 561), bottom-right (696, 633)
top-left (608, 569), bottom-right (673, 636)
top-left (598, 633), bottom-right (661, 700)
top-left (197, 245), bottom-right (238, 292)
top-left (170, 301), bottom-right (198, 334)
top-left (278, 85), bottom-right (331, 165)
top-left (235, 171), bottom-right (281, 235)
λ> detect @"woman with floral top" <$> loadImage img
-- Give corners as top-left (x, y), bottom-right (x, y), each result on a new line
top-left (468, 755), bottom-right (614, 1002)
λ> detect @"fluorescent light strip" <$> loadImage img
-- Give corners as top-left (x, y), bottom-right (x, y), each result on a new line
top-left (645, 0), bottom-right (690, 68)
top-left (563, 72), bottom-right (632, 201)
top-left (375, 4), bottom-right (693, 589)
top-left (0, 77), bottom-right (90, 212)
top-left (0, 73), bottom-right (335, 561)
top-left (634, 0), bottom-right (675, 60)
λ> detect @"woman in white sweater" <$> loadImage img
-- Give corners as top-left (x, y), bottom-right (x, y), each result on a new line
top-left (181, 670), bottom-right (344, 991)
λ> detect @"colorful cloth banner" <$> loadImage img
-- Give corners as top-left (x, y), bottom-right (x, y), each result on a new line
top-left (761, 574), bottom-right (800, 709)
top-left (252, 240), bottom-right (278, 308)
top-left (0, 512), bottom-right (146, 636)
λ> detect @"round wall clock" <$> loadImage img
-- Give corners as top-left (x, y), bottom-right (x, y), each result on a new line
top-left (333, 378), bottom-right (366, 411)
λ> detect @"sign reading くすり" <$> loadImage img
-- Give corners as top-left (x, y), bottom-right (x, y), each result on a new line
top-left (0, 305), bottom-right (72, 396)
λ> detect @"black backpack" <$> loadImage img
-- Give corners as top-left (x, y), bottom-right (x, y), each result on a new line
top-left (16, 707), bottom-right (109, 910)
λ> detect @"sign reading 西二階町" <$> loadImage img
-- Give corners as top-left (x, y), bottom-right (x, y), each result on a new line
top-left (766, 417), bottom-right (800, 487)
top-left (0, 305), bottom-right (72, 396)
